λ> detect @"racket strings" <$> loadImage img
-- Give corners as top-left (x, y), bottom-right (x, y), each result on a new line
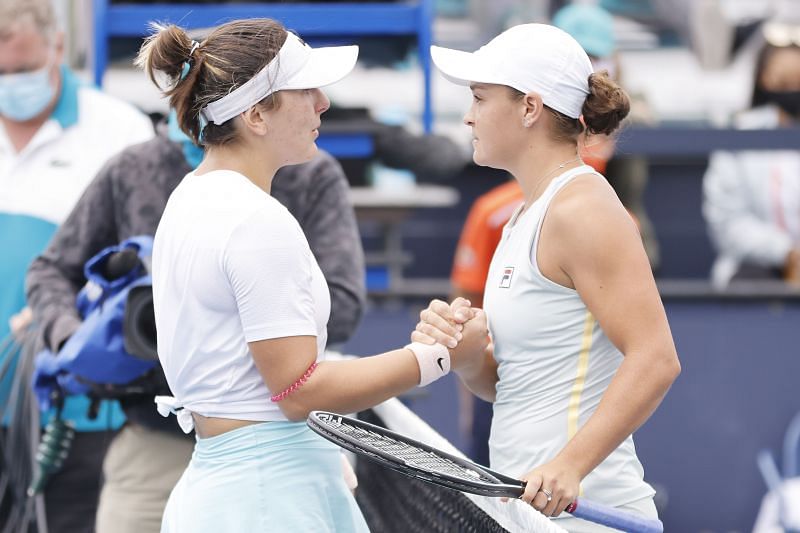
top-left (331, 420), bottom-right (498, 484)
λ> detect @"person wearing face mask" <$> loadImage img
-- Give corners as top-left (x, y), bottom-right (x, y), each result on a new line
top-left (25, 99), bottom-right (368, 531)
top-left (703, 21), bottom-right (800, 288)
top-left (0, 1), bottom-right (153, 530)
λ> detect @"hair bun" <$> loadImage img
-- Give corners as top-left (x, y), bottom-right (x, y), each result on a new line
top-left (582, 71), bottom-right (630, 136)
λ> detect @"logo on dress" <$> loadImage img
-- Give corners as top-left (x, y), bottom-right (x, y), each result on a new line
top-left (499, 267), bottom-right (514, 288)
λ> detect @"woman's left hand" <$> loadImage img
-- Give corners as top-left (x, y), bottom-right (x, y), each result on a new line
top-left (515, 457), bottom-right (582, 517)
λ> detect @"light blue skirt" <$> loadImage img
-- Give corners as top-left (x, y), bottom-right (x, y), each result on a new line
top-left (161, 421), bottom-right (369, 533)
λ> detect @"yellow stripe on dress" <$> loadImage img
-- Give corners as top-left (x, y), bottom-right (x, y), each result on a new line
top-left (568, 311), bottom-right (595, 498)
top-left (568, 311), bottom-right (595, 439)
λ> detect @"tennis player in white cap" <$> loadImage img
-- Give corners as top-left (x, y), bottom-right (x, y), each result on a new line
top-left (136, 18), bottom-right (488, 533)
top-left (414, 24), bottom-right (681, 531)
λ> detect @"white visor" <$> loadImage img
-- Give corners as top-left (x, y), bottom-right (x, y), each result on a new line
top-left (201, 32), bottom-right (358, 125)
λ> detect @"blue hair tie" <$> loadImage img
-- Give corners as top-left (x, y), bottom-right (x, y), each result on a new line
top-left (180, 61), bottom-right (191, 81)
top-left (198, 114), bottom-right (208, 143)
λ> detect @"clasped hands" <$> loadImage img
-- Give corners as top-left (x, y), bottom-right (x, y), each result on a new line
top-left (411, 297), bottom-right (489, 378)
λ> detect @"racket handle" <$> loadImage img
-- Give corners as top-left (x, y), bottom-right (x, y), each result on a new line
top-left (565, 498), bottom-right (663, 533)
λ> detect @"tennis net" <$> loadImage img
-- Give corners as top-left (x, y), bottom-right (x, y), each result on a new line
top-left (354, 398), bottom-right (567, 533)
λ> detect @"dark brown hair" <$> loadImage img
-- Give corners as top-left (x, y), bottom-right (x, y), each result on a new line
top-left (510, 69), bottom-right (630, 143)
top-left (581, 70), bottom-right (630, 136)
top-left (135, 19), bottom-right (287, 145)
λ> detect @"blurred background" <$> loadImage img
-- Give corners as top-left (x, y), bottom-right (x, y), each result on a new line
top-left (8, 0), bottom-right (800, 531)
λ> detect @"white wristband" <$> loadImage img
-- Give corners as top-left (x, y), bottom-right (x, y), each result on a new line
top-left (405, 341), bottom-right (451, 387)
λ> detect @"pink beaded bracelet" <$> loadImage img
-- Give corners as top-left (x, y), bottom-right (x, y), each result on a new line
top-left (270, 362), bottom-right (318, 402)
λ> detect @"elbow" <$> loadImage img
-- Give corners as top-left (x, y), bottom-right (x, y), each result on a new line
top-left (671, 354), bottom-right (682, 380)
top-left (658, 350), bottom-right (681, 388)
top-left (667, 360), bottom-right (681, 387)
top-left (276, 397), bottom-right (311, 422)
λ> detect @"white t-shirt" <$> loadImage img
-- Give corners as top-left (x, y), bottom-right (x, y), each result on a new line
top-left (152, 169), bottom-right (331, 422)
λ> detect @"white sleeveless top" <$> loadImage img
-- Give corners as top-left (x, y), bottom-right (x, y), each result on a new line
top-left (484, 165), bottom-right (655, 507)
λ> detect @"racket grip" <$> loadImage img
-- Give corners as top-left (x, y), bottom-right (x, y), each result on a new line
top-left (566, 498), bottom-right (663, 533)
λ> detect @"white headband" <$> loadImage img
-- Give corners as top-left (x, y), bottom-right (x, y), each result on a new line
top-left (200, 32), bottom-right (358, 125)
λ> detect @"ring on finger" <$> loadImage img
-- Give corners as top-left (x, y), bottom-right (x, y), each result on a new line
top-left (539, 488), bottom-right (553, 502)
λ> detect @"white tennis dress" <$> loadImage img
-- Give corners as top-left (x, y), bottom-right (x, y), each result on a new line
top-left (483, 166), bottom-right (657, 530)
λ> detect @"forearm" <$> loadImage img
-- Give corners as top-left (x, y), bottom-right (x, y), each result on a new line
top-left (280, 349), bottom-right (420, 421)
top-left (457, 350), bottom-right (498, 402)
top-left (555, 349), bottom-right (679, 479)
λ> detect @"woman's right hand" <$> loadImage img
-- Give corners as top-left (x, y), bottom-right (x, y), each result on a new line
top-left (411, 297), bottom-right (473, 347)
top-left (411, 298), bottom-right (488, 372)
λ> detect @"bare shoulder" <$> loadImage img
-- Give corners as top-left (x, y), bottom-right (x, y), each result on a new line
top-left (549, 172), bottom-right (629, 225)
top-left (544, 172), bottom-right (642, 262)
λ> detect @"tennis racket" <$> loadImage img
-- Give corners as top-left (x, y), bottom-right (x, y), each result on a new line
top-left (307, 411), bottom-right (663, 533)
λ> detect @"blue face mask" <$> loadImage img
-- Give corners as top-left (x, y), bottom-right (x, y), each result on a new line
top-left (167, 110), bottom-right (204, 169)
top-left (0, 63), bottom-right (55, 122)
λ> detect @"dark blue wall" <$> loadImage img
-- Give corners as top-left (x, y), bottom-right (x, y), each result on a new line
top-left (637, 298), bottom-right (800, 532)
top-left (644, 159), bottom-right (716, 278)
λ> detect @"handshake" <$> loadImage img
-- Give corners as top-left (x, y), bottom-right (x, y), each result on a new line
top-left (404, 297), bottom-right (490, 387)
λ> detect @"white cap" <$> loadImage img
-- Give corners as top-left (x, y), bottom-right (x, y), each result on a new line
top-left (431, 24), bottom-right (592, 119)
top-left (201, 32), bottom-right (358, 125)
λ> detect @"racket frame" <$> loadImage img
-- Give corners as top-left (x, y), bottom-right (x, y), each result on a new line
top-left (308, 410), bottom-right (665, 533)
top-left (308, 410), bottom-right (525, 498)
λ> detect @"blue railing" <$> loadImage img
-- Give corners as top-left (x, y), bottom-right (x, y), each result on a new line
top-left (91, 0), bottom-right (434, 156)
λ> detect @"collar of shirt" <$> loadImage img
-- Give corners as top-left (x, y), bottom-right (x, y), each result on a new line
top-left (51, 64), bottom-right (81, 129)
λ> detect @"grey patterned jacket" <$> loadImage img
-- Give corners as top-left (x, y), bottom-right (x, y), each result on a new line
top-left (26, 125), bottom-right (366, 430)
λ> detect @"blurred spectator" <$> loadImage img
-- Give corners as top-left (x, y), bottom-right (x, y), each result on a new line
top-left (26, 112), bottom-right (366, 533)
top-left (703, 22), bottom-right (800, 287)
top-left (0, 0), bottom-right (153, 530)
